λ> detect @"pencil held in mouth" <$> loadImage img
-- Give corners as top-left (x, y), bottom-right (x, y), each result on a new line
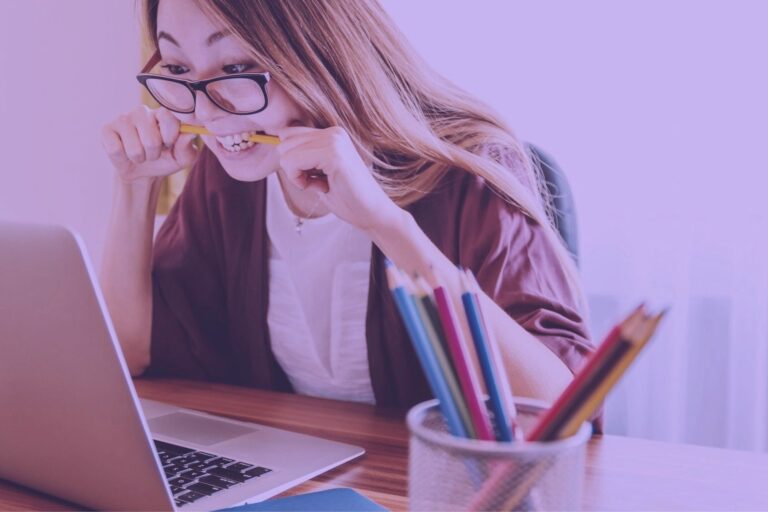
top-left (179, 124), bottom-right (280, 145)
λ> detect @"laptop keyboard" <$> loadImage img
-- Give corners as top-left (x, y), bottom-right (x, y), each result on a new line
top-left (154, 439), bottom-right (272, 507)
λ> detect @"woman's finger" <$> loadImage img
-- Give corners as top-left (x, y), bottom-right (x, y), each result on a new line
top-left (115, 121), bottom-right (146, 164)
top-left (275, 128), bottom-right (320, 155)
top-left (279, 145), bottom-right (330, 190)
top-left (131, 107), bottom-right (163, 161)
top-left (155, 107), bottom-right (180, 149)
top-left (171, 132), bottom-right (199, 168)
top-left (100, 125), bottom-right (131, 170)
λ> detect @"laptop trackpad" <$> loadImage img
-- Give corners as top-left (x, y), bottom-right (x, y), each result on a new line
top-left (149, 412), bottom-right (256, 446)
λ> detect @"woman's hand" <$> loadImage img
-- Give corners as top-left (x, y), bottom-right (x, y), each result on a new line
top-left (101, 105), bottom-right (198, 184)
top-left (274, 125), bottom-right (402, 233)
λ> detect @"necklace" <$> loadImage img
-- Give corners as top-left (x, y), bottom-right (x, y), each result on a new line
top-left (276, 170), bottom-right (326, 234)
top-left (294, 195), bottom-right (324, 235)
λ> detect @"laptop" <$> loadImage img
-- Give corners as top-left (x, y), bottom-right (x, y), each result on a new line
top-left (0, 221), bottom-right (365, 511)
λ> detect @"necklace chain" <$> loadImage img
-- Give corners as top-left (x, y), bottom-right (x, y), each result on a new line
top-left (294, 195), bottom-right (324, 234)
top-left (277, 171), bottom-right (325, 235)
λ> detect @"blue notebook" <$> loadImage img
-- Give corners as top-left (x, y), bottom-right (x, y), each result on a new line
top-left (217, 488), bottom-right (388, 511)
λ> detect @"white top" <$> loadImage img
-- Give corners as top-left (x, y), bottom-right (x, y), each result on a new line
top-left (265, 172), bottom-right (376, 404)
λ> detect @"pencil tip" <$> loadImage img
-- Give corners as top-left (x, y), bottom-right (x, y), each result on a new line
top-left (414, 276), bottom-right (432, 297)
top-left (422, 264), bottom-right (439, 288)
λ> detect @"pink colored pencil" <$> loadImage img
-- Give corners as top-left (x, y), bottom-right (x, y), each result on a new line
top-left (434, 285), bottom-right (495, 441)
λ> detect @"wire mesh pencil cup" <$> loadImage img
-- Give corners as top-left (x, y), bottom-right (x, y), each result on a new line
top-left (407, 398), bottom-right (592, 511)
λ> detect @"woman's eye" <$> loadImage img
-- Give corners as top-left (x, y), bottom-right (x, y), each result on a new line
top-left (160, 64), bottom-right (189, 75)
top-left (223, 63), bottom-right (254, 74)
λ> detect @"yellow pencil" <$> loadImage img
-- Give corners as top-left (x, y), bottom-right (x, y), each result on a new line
top-left (179, 124), bottom-right (280, 145)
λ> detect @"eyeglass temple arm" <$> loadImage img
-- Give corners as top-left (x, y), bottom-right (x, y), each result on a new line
top-left (141, 49), bottom-right (161, 74)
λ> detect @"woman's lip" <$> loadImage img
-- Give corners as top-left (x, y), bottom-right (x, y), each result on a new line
top-left (207, 136), bottom-right (266, 159)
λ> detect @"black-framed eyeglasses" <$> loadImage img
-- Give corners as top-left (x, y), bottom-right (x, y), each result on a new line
top-left (136, 49), bottom-right (270, 115)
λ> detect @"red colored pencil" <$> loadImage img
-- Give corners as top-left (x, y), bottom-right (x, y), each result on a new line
top-left (526, 304), bottom-right (646, 441)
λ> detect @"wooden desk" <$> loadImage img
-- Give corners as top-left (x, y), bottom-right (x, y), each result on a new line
top-left (2, 378), bottom-right (767, 511)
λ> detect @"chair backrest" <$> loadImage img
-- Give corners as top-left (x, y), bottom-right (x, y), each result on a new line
top-left (526, 143), bottom-right (579, 265)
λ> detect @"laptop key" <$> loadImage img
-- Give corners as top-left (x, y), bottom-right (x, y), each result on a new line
top-left (243, 466), bottom-right (272, 479)
top-left (205, 457), bottom-right (235, 468)
top-left (204, 457), bottom-right (235, 468)
top-left (224, 462), bottom-right (254, 473)
top-left (207, 467), bottom-right (248, 482)
top-left (179, 454), bottom-right (202, 464)
top-left (199, 474), bottom-right (237, 489)
top-left (183, 468), bottom-right (207, 479)
top-left (154, 440), bottom-right (195, 456)
top-left (191, 452), bottom-right (218, 463)
top-left (164, 457), bottom-right (185, 467)
top-left (170, 485), bottom-right (184, 495)
top-left (176, 490), bottom-right (207, 503)
top-left (169, 476), bottom-right (195, 487)
top-left (186, 482), bottom-right (224, 496)
top-left (164, 465), bottom-right (185, 477)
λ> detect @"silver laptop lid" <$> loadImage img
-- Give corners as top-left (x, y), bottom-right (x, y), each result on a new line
top-left (0, 221), bottom-right (174, 511)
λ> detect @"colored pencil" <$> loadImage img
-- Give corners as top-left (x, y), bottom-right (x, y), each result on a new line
top-left (526, 304), bottom-right (647, 442)
top-left (411, 278), bottom-right (476, 438)
top-left (557, 309), bottom-right (667, 438)
top-left (414, 277), bottom-right (459, 379)
top-left (464, 270), bottom-right (522, 440)
top-left (471, 305), bottom-right (665, 511)
top-left (384, 262), bottom-right (467, 438)
top-left (470, 459), bottom-right (549, 512)
top-left (433, 283), bottom-right (495, 441)
top-left (460, 270), bottom-right (515, 442)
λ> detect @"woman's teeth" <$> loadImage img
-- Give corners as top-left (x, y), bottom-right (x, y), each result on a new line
top-left (215, 131), bottom-right (264, 152)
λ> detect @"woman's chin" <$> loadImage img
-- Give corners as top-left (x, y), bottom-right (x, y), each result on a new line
top-left (220, 165), bottom-right (273, 182)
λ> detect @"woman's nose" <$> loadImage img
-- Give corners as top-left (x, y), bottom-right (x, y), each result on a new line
top-left (192, 90), bottom-right (223, 123)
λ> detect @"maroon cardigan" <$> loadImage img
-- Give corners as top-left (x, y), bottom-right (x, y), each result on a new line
top-left (146, 148), bottom-right (599, 429)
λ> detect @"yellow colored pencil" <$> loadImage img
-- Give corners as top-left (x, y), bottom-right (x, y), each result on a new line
top-left (179, 124), bottom-right (280, 145)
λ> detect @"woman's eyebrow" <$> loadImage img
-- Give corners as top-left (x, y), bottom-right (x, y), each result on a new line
top-left (157, 30), bottom-right (230, 47)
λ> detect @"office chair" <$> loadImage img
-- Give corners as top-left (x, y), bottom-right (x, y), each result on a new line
top-left (526, 144), bottom-right (579, 266)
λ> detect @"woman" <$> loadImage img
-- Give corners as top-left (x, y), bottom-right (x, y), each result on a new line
top-left (100, 0), bottom-right (595, 417)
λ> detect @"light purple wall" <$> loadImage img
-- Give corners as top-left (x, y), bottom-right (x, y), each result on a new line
top-left (0, 0), bottom-right (139, 266)
top-left (383, 0), bottom-right (767, 290)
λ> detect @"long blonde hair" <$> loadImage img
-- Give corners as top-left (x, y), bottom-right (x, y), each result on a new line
top-left (142, 0), bottom-right (587, 310)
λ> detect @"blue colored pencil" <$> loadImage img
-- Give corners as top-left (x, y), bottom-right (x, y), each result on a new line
top-left (464, 270), bottom-right (521, 440)
top-left (459, 270), bottom-right (515, 442)
top-left (384, 262), bottom-right (468, 438)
